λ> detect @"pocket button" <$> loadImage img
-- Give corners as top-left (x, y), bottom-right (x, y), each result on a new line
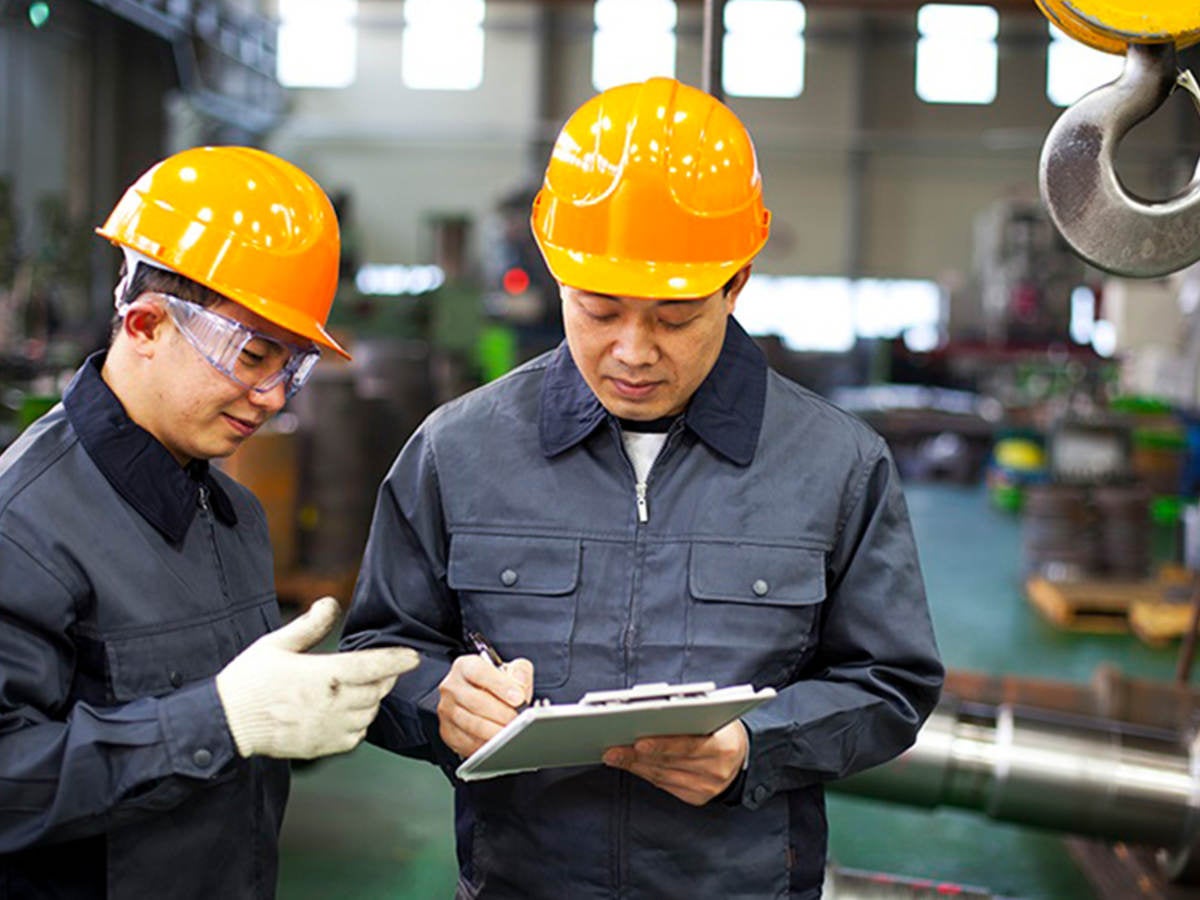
top-left (752, 579), bottom-right (769, 597)
top-left (500, 568), bottom-right (518, 587)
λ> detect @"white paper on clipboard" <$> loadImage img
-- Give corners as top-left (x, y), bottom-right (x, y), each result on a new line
top-left (454, 681), bottom-right (776, 782)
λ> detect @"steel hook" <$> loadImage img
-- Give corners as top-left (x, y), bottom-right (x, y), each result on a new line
top-left (1039, 42), bottom-right (1200, 278)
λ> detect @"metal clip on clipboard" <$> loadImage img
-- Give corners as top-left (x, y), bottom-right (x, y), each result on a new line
top-left (578, 682), bottom-right (719, 706)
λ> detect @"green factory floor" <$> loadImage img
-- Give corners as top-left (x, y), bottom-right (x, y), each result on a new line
top-left (277, 482), bottom-right (1183, 899)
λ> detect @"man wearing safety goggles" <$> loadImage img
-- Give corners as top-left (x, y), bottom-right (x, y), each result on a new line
top-left (0, 147), bottom-right (418, 900)
top-left (107, 266), bottom-right (323, 464)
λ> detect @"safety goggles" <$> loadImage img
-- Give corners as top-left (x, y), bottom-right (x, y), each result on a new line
top-left (158, 294), bottom-right (320, 399)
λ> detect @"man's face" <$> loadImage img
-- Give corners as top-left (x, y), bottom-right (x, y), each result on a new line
top-left (136, 297), bottom-right (300, 465)
top-left (560, 271), bottom-right (746, 420)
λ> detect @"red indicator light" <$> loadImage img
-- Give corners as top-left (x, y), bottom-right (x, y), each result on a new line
top-left (502, 267), bottom-right (530, 295)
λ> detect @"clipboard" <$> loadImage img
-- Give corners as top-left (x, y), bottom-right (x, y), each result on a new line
top-left (455, 681), bottom-right (776, 782)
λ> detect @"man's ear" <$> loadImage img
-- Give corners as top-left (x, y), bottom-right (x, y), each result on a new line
top-left (120, 298), bottom-right (168, 357)
top-left (723, 265), bottom-right (752, 314)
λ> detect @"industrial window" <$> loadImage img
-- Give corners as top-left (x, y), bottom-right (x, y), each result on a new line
top-left (915, 4), bottom-right (998, 105)
top-left (593, 0), bottom-right (677, 92)
top-left (736, 276), bottom-right (941, 353)
top-left (402, 0), bottom-right (486, 91)
top-left (277, 0), bottom-right (357, 89)
top-left (723, 0), bottom-right (806, 98)
top-left (1046, 24), bottom-right (1123, 107)
top-left (1070, 284), bottom-right (1097, 345)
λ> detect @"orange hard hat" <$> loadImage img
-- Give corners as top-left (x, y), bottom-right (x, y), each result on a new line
top-left (531, 77), bottom-right (771, 299)
top-left (97, 146), bottom-right (350, 358)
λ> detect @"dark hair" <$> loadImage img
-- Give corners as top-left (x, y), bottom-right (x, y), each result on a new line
top-left (109, 262), bottom-right (224, 343)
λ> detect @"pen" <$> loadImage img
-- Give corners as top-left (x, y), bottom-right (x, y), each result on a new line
top-left (466, 630), bottom-right (505, 668)
top-left (466, 630), bottom-right (532, 712)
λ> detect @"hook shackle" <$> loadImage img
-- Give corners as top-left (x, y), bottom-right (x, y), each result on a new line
top-left (1038, 42), bottom-right (1200, 278)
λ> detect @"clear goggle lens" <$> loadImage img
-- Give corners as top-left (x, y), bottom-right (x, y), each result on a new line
top-left (158, 294), bottom-right (320, 398)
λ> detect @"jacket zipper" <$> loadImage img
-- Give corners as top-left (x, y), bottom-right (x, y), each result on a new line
top-left (198, 486), bottom-right (226, 602)
top-left (200, 481), bottom-right (259, 861)
top-left (616, 422), bottom-right (687, 896)
top-left (199, 485), bottom-right (235, 607)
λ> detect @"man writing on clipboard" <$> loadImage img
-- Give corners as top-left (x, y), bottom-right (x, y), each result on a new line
top-left (341, 78), bottom-right (943, 899)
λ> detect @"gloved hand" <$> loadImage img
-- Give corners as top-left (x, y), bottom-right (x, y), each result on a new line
top-left (215, 596), bottom-right (418, 759)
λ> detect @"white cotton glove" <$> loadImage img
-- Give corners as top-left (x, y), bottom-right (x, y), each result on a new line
top-left (215, 596), bottom-right (418, 760)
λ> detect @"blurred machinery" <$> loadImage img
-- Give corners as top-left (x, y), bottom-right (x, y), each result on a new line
top-left (221, 341), bottom-right (438, 606)
top-left (1111, 266), bottom-right (1200, 416)
top-left (833, 666), bottom-right (1200, 898)
top-left (971, 197), bottom-right (1089, 347)
top-left (985, 430), bottom-right (1048, 512)
top-left (830, 384), bottom-right (996, 484)
top-left (84, 0), bottom-right (285, 140)
top-left (223, 205), bottom-right (484, 600)
top-left (481, 187), bottom-right (562, 367)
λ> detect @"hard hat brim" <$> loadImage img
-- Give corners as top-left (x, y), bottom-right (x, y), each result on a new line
top-left (223, 282), bottom-right (352, 360)
top-left (536, 239), bottom-right (759, 300)
top-left (96, 227), bottom-right (352, 360)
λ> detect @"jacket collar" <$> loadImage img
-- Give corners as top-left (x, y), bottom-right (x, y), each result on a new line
top-left (539, 317), bottom-right (766, 466)
top-left (63, 352), bottom-right (238, 543)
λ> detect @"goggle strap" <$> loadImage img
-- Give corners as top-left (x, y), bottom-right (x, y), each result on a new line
top-left (114, 248), bottom-right (178, 312)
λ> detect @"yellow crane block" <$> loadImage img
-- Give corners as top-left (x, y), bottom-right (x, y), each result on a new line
top-left (1035, 0), bottom-right (1200, 54)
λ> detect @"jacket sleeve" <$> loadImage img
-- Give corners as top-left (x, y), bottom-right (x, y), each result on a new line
top-left (736, 442), bottom-right (943, 809)
top-left (0, 533), bottom-right (238, 852)
top-left (339, 427), bottom-right (463, 776)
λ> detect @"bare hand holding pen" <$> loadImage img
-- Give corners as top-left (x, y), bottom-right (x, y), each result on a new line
top-left (437, 631), bottom-right (534, 758)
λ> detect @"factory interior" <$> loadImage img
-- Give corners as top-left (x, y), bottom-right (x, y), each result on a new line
top-left (4, 0), bottom-right (1200, 897)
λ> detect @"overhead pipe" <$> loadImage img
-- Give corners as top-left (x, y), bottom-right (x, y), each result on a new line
top-left (701, 0), bottom-right (726, 102)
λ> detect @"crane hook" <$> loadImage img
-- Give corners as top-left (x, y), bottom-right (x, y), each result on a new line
top-left (1039, 42), bottom-right (1200, 278)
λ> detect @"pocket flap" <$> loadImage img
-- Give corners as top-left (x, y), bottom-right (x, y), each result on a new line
top-left (690, 543), bottom-right (825, 606)
top-left (106, 623), bottom-right (224, 701)
top-left (105, 601), bottom-right (276, 701)
top-left (448, 534), bottom-right (580, 595)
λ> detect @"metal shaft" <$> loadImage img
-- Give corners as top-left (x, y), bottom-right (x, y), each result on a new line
top-left (834, 697), bottom-right (1200, 852)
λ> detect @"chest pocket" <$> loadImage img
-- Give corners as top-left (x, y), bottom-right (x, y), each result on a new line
top-left (104, 599), bottom-right (278, 702)
top-left (685, 542), bottom-right (825, 686)
top-left (448, 533), bottom-right (580, 689)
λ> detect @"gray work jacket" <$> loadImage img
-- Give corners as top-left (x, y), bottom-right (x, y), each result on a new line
top-left (343, 319), bottom-right (943, 899)
top-left (0, 355), bottom-right (288, 899)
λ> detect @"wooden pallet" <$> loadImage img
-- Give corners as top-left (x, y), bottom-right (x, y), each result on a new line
top-left (1130, 596), bottom-right (1197, 647)
top-left (1025, 567), bottom-right (1197, 645)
